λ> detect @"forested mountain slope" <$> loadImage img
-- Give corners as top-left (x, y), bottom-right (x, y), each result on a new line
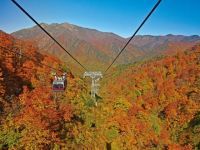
top-left (12, 23), bottom-right (200, 70)
top-left (101, 44), bottom-right (200, 149)
top-left (0, 31), bottom-right (87, 149)
top-left (12, 23), bottom-right (144, 69)
top-left (0, 31), bottom-right (199, 149)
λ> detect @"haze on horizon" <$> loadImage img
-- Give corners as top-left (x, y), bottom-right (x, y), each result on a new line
top-left (0, 0), bottom-right (200, 37)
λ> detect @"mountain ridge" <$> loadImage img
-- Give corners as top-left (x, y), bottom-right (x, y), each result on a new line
top-left (11, 22), bottom-right (200, 70)
top-left (12, 22), bottom-right (200, 38)
top-left (0, 29), bottom-right (200, 149)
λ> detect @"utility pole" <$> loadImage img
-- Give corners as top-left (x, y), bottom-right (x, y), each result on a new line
top-left (83, 71), bottom-right (103, 106)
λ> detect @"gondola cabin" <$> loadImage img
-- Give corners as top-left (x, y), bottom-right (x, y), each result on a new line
top-left (52, 73), bottom-right (67, 92)
top-left (52, 80), bottom-right (65, 91)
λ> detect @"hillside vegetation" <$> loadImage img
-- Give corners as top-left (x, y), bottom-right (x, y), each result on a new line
top-left (12, 23), bottom-right (200, 71)
top-left (0, 31), bottom-right (200, 149)
top-left (101, 44), bottom-right (200, 149)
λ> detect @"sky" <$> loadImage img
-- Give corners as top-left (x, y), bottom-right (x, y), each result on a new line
top-left (0, 0), bottom-right (199, 37)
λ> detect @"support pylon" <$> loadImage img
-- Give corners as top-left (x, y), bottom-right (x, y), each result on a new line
top-left (83, 71), bottom-right (103, 106)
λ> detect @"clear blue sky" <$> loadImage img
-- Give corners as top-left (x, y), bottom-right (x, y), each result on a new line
top-left (0, 0), bottom-right (199, 37)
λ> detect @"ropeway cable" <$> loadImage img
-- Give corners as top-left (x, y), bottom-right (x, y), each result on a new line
top-left (104, 0), bottom-right (162, 73)
top-left (11, 0), bottom-right (88, 71)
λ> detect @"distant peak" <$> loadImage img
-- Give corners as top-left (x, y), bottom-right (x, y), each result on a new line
top-left (61, 22), bottom-right (71, 25)
top-left (166, 34), bottom-right (174, 36)
top-left (40, 23), bottom-right (48, 27)
top-left (191, 35), bottom-right (199, 37)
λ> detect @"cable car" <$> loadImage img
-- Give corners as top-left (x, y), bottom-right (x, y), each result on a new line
top-left (52, 80), bottom-right (65, 91)
top-left (52, 73), bottom-right (67, 92)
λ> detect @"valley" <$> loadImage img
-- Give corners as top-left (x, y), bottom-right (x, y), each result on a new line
top-left (0, 29), bottom-right (199, 149)
top-left (11, 23), bottom-right (200, 74)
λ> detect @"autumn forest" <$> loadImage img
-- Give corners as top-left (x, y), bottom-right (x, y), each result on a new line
top-left (0, 25), bottom-right (199, 150)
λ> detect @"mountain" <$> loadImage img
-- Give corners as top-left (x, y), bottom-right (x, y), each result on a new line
top-left (12, 23), bottom-right (200, 70)
top-left (0, 30), bottom-right (200, 149)
top-left (132, 34), bottom-right (200, 55)
top-left (11, 23), bottom-right (144, 71)
top-left (0, 31), bottom-right (88, 149)
top-left (132, 34), bottom-right (200, 50)
top-left (101, 43), bottom-right (200, 149)
top-left (0, 30), bottom-right (73, 114)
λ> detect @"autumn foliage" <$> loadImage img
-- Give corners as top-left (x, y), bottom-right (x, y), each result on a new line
top-left (102, 44), bottom-right (200, 149)
top-left (0, 31), bottom-right (200, 149)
